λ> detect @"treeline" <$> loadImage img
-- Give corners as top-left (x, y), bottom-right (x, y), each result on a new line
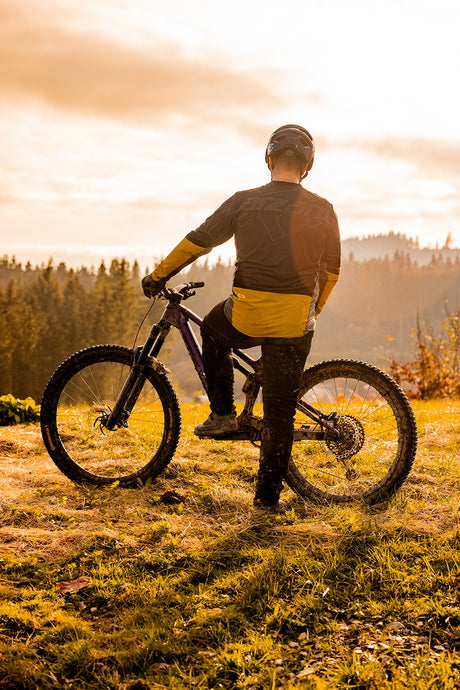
top-left (1, 251), bottom-right (459, 401)
top-left (342, 230), bottom-right (460, 265)
top-left (312, 249), bottom-right (460, 365)
top-left (0, 256), bottom-right (233, 401)
top-left (0, 259), bottom-right (142, 400)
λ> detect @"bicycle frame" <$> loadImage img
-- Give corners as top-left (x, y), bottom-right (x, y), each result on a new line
top-left (106, 289), bottom-right (339, 441)
top-left (40, 279), bottom-right (417, 498)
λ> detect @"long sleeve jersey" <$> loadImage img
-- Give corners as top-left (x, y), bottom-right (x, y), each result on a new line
top-left (151, 180), bottom-right (341, 338)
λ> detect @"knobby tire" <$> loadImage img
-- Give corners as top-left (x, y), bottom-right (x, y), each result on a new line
top-left (40, 345), bottom-right (181, 487)
top-left (286, 359), bottom-right (417, 504)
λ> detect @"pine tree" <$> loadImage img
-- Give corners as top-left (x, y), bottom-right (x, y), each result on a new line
top-left (60, 270), bottom-right (90, 356)
top-left (29, 266), bottom-right (64, 395)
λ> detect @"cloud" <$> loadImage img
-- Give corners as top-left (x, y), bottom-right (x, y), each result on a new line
top-left (0, 1), bottom-right (285, 138)
top-left (353, 137), bottom-right (460, 180)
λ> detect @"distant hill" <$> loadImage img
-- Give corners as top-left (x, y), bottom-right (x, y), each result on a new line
top-left (342, 231), bottom-right (460, 265)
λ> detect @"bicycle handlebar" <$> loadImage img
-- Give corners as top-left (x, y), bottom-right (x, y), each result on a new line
top-left (161, 281), bottom-right (205, 302)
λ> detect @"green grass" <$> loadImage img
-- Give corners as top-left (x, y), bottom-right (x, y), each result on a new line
top-left (0, 400), bottom-right (459, 688)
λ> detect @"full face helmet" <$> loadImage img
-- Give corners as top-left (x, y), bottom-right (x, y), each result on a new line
top-left (265, 124), bottom-right (315, 180)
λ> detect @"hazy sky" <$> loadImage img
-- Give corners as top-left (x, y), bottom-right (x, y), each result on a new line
top-left (1, 0), bottom-right (459, 268)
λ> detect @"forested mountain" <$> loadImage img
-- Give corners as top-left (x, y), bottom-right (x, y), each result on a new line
top-left (311, 250), bottom-right (460, 364)
top-left (1, 248), bottom-right (459, 400)
top-left (342, 231), bottom-right (460, 265)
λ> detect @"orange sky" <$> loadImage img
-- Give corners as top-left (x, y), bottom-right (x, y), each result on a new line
top-left (1, 0), bottom-right (459, 268)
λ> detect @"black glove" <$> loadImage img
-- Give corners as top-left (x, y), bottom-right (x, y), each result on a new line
top-left (142, 275), bottom-right (166, 298)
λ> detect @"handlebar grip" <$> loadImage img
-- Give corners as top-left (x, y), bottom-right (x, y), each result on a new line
top-left (193, 281), bottom-right (205, 288)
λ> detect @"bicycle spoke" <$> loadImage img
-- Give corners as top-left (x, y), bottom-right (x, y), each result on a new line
top-left (54, 359), bottom-right (167, 480)
top-left (288, 360), bottom-right (416, 502)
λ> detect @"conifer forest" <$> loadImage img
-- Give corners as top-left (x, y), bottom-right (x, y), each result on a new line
top-left (0, 247), bottom-right (459, 402)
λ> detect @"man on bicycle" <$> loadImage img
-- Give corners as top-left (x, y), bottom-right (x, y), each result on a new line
top-left (142, 124), bottom-right (341, 513)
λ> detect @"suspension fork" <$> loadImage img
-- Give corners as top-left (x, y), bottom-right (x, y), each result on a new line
top-left (236, 364), bottom-right (339, 440)
top-left (235, 356), bottom-right (341, 439)
top-left (104, 319), bottom-right (172, 431)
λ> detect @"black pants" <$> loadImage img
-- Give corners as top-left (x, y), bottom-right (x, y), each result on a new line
top-left (201, 301), bottom-right (313, 504)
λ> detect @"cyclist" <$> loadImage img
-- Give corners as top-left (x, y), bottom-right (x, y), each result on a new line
top-left (142, 124), bottom-right (341, 513)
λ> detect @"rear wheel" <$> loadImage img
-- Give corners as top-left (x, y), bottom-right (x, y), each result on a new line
top-left (41, 345), bottom-right (181, 486)
top-left (286, 359), bottom-right (417, 503)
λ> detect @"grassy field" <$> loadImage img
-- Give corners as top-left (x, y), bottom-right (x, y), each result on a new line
top-left (0, 399), bottom-right (459, 689)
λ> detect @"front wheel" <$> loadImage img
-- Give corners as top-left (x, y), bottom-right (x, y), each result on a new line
top-left (286, 359), bottom-right (417, 504)
top-left (41, 345), bottom-right (181, 487)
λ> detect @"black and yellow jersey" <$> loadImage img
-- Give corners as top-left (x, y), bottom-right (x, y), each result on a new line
top-left (151, 181), bottom-right (340, 338)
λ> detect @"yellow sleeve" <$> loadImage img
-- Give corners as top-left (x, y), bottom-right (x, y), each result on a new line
top-left (151, 237), bottom-right (210, 282)
top-left (315, 271), bottom-right (339, 315)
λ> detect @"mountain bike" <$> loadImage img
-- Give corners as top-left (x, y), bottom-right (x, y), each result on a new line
top-left (41, 281), bottom-right (417, 504)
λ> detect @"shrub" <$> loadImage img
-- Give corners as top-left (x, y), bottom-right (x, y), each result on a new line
top-left (387, 304), bottom-right (459, 399)
top-left (0, 394), bottom-right (40, 426)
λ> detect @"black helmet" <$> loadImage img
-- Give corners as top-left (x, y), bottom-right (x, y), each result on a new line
top-left (265, 124), bottom-right (315, 179)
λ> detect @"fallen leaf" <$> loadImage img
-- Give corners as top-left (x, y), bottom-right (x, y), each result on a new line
top-left (296, 667), bottom-right (316, 679)
top-left (160, 490), bottom-right (186, 504)
top-left (56, 576), bottom-right (90, 594)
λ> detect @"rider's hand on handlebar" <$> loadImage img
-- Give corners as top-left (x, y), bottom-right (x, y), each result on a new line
top-left (141, 275), bottom-right (166, 298)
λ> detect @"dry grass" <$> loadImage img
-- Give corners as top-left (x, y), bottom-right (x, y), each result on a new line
top-left (0, 400), bottom-right (459, 689)
top-left (0, 400), bottom-right (458, 562)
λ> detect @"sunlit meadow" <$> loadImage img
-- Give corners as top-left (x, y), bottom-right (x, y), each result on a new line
top-left (0, 399), bottom-right (459, 688)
